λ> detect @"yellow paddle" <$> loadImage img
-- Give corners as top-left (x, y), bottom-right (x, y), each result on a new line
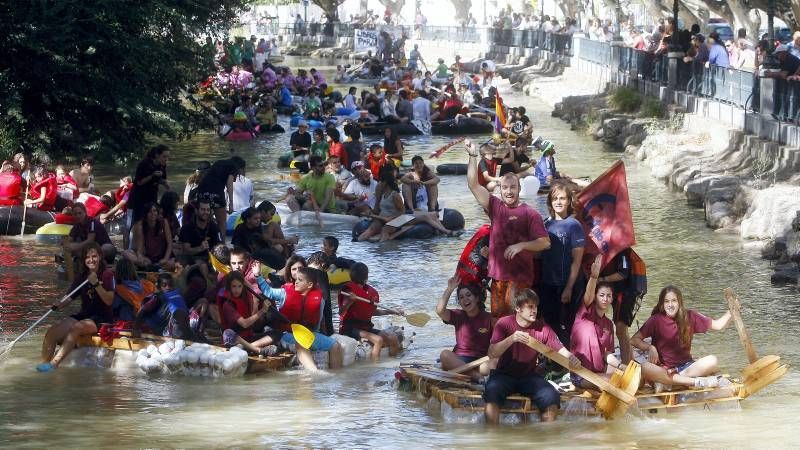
top-left (290, 324), bottom-right (316, 349)
top-left (340, 291), bottom-right (431, 327)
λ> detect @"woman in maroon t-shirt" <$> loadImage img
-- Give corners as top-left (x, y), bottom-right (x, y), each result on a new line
top-left (436, 275), bottom-right (493, 381)
top-left (37, 243), bottom-right (115, 372)
top-left (631, 285), bottom-right (733, 389)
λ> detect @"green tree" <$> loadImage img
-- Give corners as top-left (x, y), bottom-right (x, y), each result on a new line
top-left (0, 0), bottom-right (248, 163)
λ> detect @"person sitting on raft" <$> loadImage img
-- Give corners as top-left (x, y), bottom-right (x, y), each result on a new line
top-left (111, 258), bottom-right (156, 324)
top-left (477, 144), bottom-right (500, 192)
top-left (37, 243), bottom-right (115, 372)
top-left (97, 176), bottom-right (133, 224)
top-left (483, 289), bottom-right (581, 424)
top-left (327, 129), bottom-right (349, 169)
top-left (400, 155), bottom-right (439, 213)
top-left (122, 202), bottom-right (174, 271)
top-left (366, 144), bottom-right (390, 180)
top-left (340, 161), bottom-right (377, 217)
top-left (134, 273), bottom-right (194, 339)
top-left (310, 128), bottom-right (329, 159)
top-left (24, 165), bottom-right (57, 211)
top-left (436, 275), bottom-right (493, 381)
top-left (569, 255), bottom-right (625, 389)
top-left (303, 87), bottom-right (322, 114)
top-left (533, 141), bottom-right (569, 188)
top-left (338, 262), bottom-right (402, 360)
top-left (231, 207), bottom-right (287, 271)
top-left (255, 264), bottom-right (344, 371)
top-left (382, 127), bottom-right (404, 165)
top-left (357, 164), bottom-right (458, 242)
top-left (321, 235), bottom-right (355, 270)
top-left (631, 285), bottom-right (734, 390)
top-left (256, 201), bottom-right (299, 258)
top-left (289, 121), bottom-right (312, 164)
top-left (306, 251), bottom-right (335, 336)
top-left (69, 156), bottom-right (96, 195)
top-left (255, 100), bottom-right (284, 133)
top-left (285, 155), bottom-right (337, 214)
top-left (379, 91), bottom-right (403, 124)
top-left (64, 202), bottom-right (117, 264)
top-left (219, 271), bottom-right (279, 356)
top-left (327, 155), bottom-right (353, 193)
top-left (177, 195), bottom-right (222, 268)
top-left (0, 160), bottom-right (23, 206)
top-left (54, 164), bottom-right (78, 208)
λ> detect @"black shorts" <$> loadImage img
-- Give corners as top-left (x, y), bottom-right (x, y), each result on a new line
top-left (455, 354), bottom-right (482, 364)
top-left (341, 325), bottom-right (381, 340)
top-left (612, 291), bottom-right (641, 328)
top-left (482, 371), bottom-right (560, 410)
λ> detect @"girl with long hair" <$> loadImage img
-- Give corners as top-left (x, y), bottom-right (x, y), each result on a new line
top-left (631, 285), bottom-right (733, 389)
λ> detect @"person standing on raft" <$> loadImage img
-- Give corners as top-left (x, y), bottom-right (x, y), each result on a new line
top-left (466, 140), bottom-right (550, 319)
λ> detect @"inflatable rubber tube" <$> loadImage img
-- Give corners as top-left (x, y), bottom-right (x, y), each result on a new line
top-left (277, 152), bottom-right (293, 168)
top-left (436, 163), bottom-right (468, 175)
top-left (0, 206), bottom-right (56, 235)
top-left (395, 223), bottom-right (435, 239)
top-left (351, 218), bottom-right (371, 240)
top-left (327, 268), bottom-right (351, 285)
top-left (224, 131), bottom-right (255, 141)
top-left (35, 222), bottom-right (73, 236)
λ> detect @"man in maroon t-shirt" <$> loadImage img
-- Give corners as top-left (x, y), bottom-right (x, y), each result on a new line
top-left (466, 140), bottom-right (550, 319)
top-left (483, 289), bottom-right (581, 424)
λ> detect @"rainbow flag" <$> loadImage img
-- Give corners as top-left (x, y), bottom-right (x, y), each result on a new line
top-left (494, 91), bottom-right (507, 134)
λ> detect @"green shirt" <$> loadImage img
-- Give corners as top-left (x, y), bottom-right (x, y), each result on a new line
top-left (435, 63), bottom-right (449, 78)
top-left (297, 173), bottom-right (336, 211)
top-left (310, 141), bottom-right (329, 159)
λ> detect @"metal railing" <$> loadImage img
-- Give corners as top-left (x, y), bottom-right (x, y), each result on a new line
top-left (578, 38), bottom-right (612, 66)
top-left (772, 79), bottom-right (800, 122)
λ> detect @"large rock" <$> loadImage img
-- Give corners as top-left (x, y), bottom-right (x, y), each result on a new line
top-left (740, 185), bottom-right (800, 240)
top-left (704, 177), bottom-right (742, 229)
top-left (771, 264), bottom-right (799, 285)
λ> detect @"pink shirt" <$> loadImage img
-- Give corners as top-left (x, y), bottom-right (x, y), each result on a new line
top-left (490, 315), bottom-right (563, 377)
top-left (444, 309), bottom-right (492, 358)
top-left (570, 304), bottom-right (614, 373)
top-left (637, 310), bottom-right (712, 369)
top-left (487, 195), bottom-right (548, 285)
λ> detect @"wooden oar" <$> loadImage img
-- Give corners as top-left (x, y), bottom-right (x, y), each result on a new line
top-left (0, 279), bottom-right (89, 357)
top-left (449, 355), bottom-right (490, 375)
top-left (522, 338), bottom-right (639, 419)
top-left (429, 137), bottom-right (466, 158)
top-left (340, 291), bottom-right (431, 327)
top-left (723, 288), bottom-right (758, 363)
top-left (723, 288), bottom-right (787, 397)
top-left (19, 176), bottom-right (30, 237)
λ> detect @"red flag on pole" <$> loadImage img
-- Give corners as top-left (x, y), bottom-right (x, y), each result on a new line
top-left (576, 160), bottom-right (636, 268)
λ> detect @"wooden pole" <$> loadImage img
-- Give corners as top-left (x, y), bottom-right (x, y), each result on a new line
top-left (724, 288), bottom-right (758, 364)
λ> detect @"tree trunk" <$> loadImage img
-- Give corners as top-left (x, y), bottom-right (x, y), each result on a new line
top-left (449, 0), bottom-right (473, 23)
top-left (311, 0), bottom-right (343, 21)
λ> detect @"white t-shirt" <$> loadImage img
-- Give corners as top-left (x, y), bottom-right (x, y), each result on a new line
top-left (344, 178), bottom-right (378, 208)
top-left (482, 60), bottom-right (496, 72)
top-left (344, 94), bottom-right (357, 110)
top-left (231, 175), bottom-right (254, 212)
top-left (331, 167), bottom-right (353, 186)
top-left (412, 97), bottom-right (431, 122)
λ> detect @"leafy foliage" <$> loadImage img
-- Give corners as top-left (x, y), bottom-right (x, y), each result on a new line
top-left (0, 0), bottom-right (248, 163)
top-left (609, 87), bottom-right (642, 113)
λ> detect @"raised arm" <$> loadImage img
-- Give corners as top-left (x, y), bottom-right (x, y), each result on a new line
top-left (465, 140), bottom-right (490, 211)
top-left (710, 310), bottom-right (733, 331)
top-left (582, 255), bottom-right (602, 308)
top-left (435, 275), bottom-right (460, 322)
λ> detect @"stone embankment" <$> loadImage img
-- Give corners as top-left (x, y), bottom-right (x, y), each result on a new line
top-left (498, 57), bottom-right (800, 287)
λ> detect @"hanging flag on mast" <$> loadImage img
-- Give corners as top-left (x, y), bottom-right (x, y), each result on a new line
top-left (494, 90), bottom-right (507, 134)
top-left (576, 160), bottom-right (636, 268)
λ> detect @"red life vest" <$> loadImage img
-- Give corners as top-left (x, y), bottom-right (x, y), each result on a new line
top-left (83, 195), bottom-right (108, 217)
top-left (220, 292), bottom-right (255, 341)
top-left (279, 282), bottom-right (322, 332)
top-left (114, 182), bottom-right (133, 209)
top-left (477, 159), bottom-right (498, 187)
top-left (338, 281), bottom-right (379, 332)
top-left (29, 174), bottom-right (57, 211)
top-left (56, 174), bottom-right (78, 201)
top-left (456, 224), bottom-right (491, 285)
top-left (0, 172), bottom-right (22, 206)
